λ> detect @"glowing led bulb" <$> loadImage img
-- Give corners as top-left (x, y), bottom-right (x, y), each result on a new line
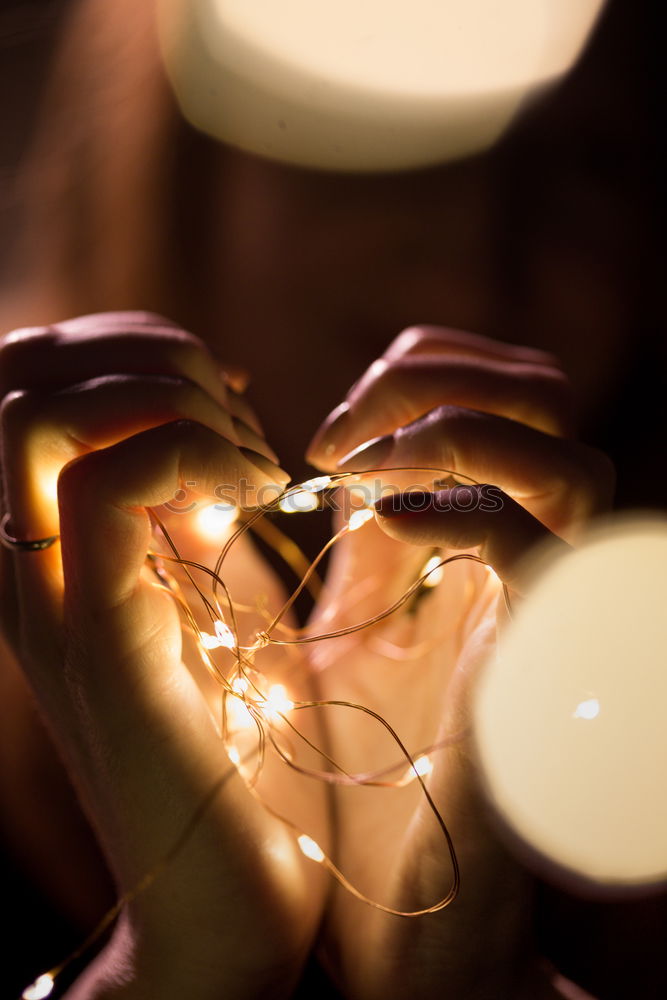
top-left (22, 974), bottom-right (55, 1000)
top-left (421, 555), bottom-right (444, 588)
top-left (297, 834), bottom-right (325, 863)
top-left (232, 677), bottom-right (249, 695)
top-left (413, 754), bottom-right (433, 777)
top-left (301, 476), bottom-right (332, 493)
top-left (401, 754), bottom-right (433, 784)
top-left (201, 632), bottom-right (222, 649)
top-left (573, 698), bottom-right (600, 721)
top-left (196, 502), bottom-right (238, 539)
top-left (214, 620), bottom-right (235, 648)
top-left (200, 620), bottom-right (235, 649)
top-left (261, 683), bottom-right (294, 720)
top-left (226, 695), bottom-right (254, 730)
top-left (348, 508), bottom-right (374, 532)
top-left (227, 745), bottom-right (241, 766)
top-left (279, 490), bottom-right (319, 513)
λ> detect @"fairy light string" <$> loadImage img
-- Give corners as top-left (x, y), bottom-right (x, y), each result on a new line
top-left (21, 467), bottom-right (509, 1000)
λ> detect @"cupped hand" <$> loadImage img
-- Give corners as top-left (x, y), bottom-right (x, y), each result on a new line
top-left (0, 313), bottom-right (328, 1000)
top-left (306, 326), bottom-right (613, 1000)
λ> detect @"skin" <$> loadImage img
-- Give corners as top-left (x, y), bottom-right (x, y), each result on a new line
top-left (306, 326), bottom-right (612, 999)
top-left (0, 314), bottom-right (327, 999)
top-left (0, 315), bottom-right (611, 998)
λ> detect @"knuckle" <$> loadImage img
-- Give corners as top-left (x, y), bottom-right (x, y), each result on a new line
top-left (166, 332), bottom-right (220, 379)
top-left (371, 357), bottom-right (400, 389)
top-left (384, 325), bottom-right (431, 358)
top-left (0, 388), bottom-right (39, 434)
top-left (57, 451), bottom-right (88, 498)
top-left (0, 325), bottom-right (53, 350)
top-left (424, 403), bottom-right (471, 429)
top-left (351, 357), bottom-right (391, 397)
top-left (0, 326), bottom-right (57, 383)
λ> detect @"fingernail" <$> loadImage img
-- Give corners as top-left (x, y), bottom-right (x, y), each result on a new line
top-left (337, 434), bottom-right (394, 471)
top-left (233, 417), bottom-right (279, 463)
top-left (306, 403), bottom-right (351, 464)
top-left (240, 448), bottom-right (291, 484)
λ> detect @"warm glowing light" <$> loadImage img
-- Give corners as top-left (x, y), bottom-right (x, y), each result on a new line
top-left (22, 974), bottom-right (55, 1000)
top-left (279, 490), bottom-right (319, 514)
top-left (421, 555), bottom-right (444, 588)
top-left (159, 0), bottom-right (606, 171)
top-left (232, 677), bottom-right (249, 695)
top-left (401, 754), bottom-right (433, 784)
top-left (214, 619), bottom-right (236, 648)
top-left (573, 698), bottom-right (600, 721)
top-left (39, 469), bottom-right (60, 505)
top-left (413, 754), bottom-right (433, 777)
top-left (297, 834), bottom-right (325, 863)
top-left (201, 631), bottom-right (221, 649)
top-left (348, 508), bottom-right (374, 532)
top-left (227, 746), bottom-right (241, 766)
top-left (475, 517), bottom-right (667, 886)
top-left (196, 502), bottom-right (238, 539)
top-left (226, 696), bottom-right (254, 731)
top-left (200, 619), bottom-right (235, 649)
top-left (347, 481), bottom-right (383, 506)
top-left (261, 683), bottom-right (294, 720)
top-left (301, 476), bottom-right (332, 493)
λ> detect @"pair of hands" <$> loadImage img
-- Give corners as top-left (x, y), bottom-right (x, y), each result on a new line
top-left (0, 313), bottom-right (612, 999)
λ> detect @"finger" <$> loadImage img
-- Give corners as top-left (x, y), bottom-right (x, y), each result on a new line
top-left (337, 406), bottom-right (614, 536)
top-left (0, 315), bottom-right (229, 409)
top-left (41, 421), bottom-right (301, 900)
top-left (1, 320), bottom-right (268, 448)
top-left (374, 485), bottom-right (568, 595)
top-left (0, 376), bottom-right (283, 543)
top-left (383, 325), bottom-right (563, 370)
top-left (56, 421), bottom-right (289, 615)
top-left (7, 420), bottom-right (289, 647)
top-left (55, 310), bottom-right (181, 330)
top-left (307, 356), bottom-right (572, 467)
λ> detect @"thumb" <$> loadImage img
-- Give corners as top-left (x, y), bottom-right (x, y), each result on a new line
top-left (374, 485), bottom-right (568, 595)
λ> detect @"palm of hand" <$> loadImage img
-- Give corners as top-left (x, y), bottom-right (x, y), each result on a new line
top-left (127, 516), bottom-right (330, 983)
top-left (306, 518), bottom-right (525, 998)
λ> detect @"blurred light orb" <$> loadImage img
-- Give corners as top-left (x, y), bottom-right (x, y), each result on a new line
top-left (22, 974), bottom-right (55, 1000)
top-left (474, 518), bottom-right (667, 889)
top-left (196, 502), bottom-right (237, 539)
top-left (158, 0), bottom-right (605, 171)
top-left (279, 490), bottom-right (319, 514)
